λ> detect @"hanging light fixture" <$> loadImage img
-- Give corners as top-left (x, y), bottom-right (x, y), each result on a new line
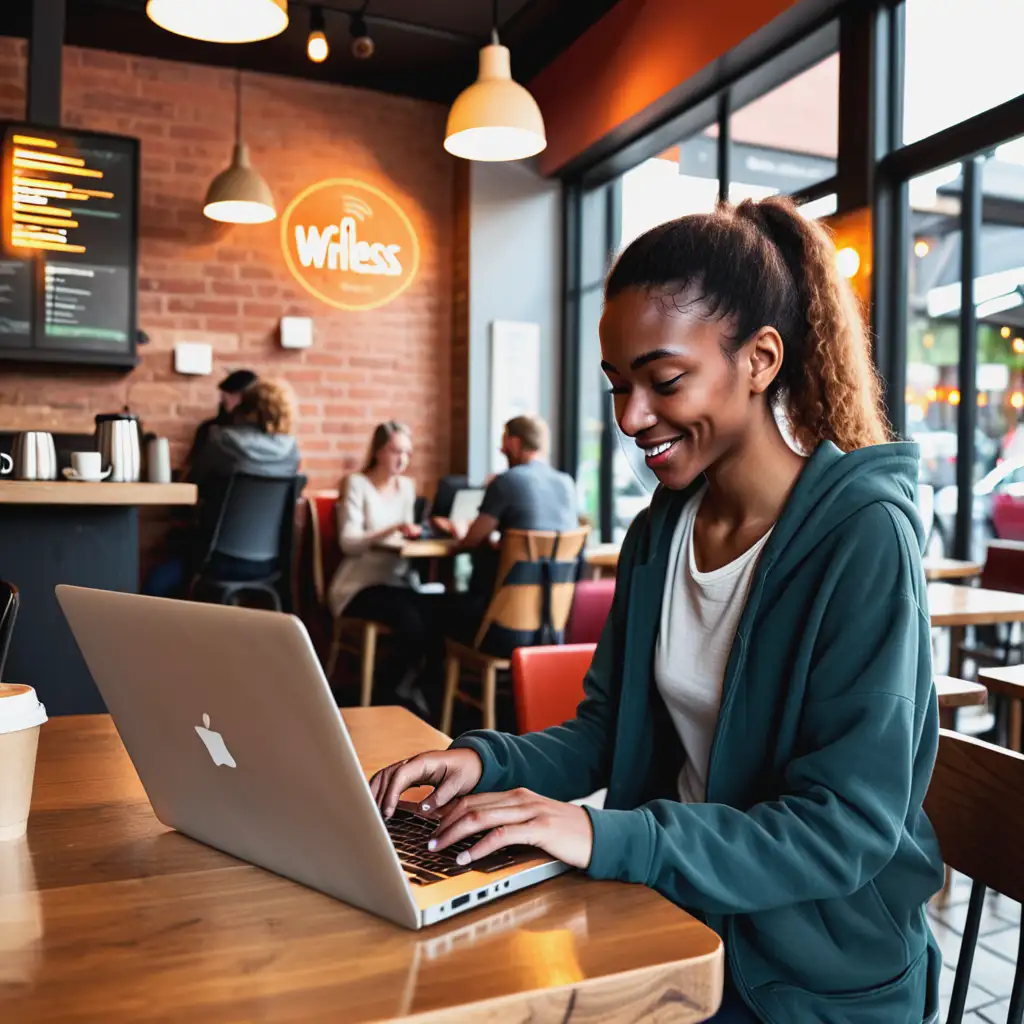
top-left (444, 0), bottom-right (545, 162)
top-left (349, 2), bottom-right (375, 60)
top-left (147, 0), bottom-right (288, 44)
top-left (307, 6), bottom-right (329, 63)
top-left (204, 72), bottom-right (276, 225)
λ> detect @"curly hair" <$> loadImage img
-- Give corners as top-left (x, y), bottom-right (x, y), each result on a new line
top-left (232, 378), bottom-right (296, 436)
top-left (605, 195), bottom-right (890, 453)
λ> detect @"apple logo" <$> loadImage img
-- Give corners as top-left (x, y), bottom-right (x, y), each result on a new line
top-left (195, 713), bottom-right (237, 768)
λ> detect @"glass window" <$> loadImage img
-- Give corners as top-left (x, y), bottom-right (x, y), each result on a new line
top-left (726, 53), bottom-right (838, 202)
top-left (619, 132), bottom-right (719, 250)
top-left (576, 285), bottom-right (605, 533)
top-left (905, 163), bottom-right (962, 557)
top-left (903, 0), bottom-right (1024, 145)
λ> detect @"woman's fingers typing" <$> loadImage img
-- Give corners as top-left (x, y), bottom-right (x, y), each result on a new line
top-left (368, 748), bottom-right (483, 819)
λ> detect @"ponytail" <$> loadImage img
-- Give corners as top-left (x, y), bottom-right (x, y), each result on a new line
top-left (605, 195), bottom-right (890, 453)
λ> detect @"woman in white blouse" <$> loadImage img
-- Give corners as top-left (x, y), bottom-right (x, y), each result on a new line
top-left (328, 422), bottom-right (427, 705)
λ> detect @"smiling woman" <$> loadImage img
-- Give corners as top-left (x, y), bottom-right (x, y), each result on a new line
top-left (370, 196), bottom-right (942, 1024)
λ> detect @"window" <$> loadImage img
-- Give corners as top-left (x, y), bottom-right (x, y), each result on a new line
top-left (903, 0), bottom-right (1024, 145)
top-left (726, 54), bottom-right (838, 202)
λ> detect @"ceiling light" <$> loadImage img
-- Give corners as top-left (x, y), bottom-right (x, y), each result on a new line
top-left (307, 6), bottom-right (328, 62)
top-left (350, 6), bottom-right (375, 59)
top-left (204, 73), bottom-right (276, 225)
top-left (836, 246), bottom-right (860, 279)
top-left (914, 239), bottom-right (930, 258)
top-left (146, 0), bottom-right (288, 44)
top-left (444, 2), bottom-right (545, 162)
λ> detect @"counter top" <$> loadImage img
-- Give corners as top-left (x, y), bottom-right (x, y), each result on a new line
top-left (0, 481), bottom-right (197, 506)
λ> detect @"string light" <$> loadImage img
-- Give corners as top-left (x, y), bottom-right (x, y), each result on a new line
top-left (914, 240), bottom-right (930, 258)
top-left (1012, 392), bottom-right (1024, 410)
top-left (948, 389), bottom-right (961, 406)
top-left (307, 6), bottom-right (328, 62)
top-left (1014, 337), bottom-right (1024, 355)
top-left (922, 333), bottom-right (935, 349)
top-left (1002, 326), bottom-right (1013, 339)
top-left (835, 247), bottom-right (860, 279)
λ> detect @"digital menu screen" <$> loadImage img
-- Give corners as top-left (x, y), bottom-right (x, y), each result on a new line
top-left (0, 123), bottom-right (138, 365)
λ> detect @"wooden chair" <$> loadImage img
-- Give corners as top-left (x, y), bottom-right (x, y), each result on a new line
top-left (440, 527), bottom-right (589, 734)
top-left (958, 541), bottom-right (1024, 672)
top-left (512, 643), bottom-right (595, 734)
top-left (308, 491), bottom-right (390, 707)
top-left (924, 730), bottom-right (1024, 1023)
top-left (977, 665), bottom-right (1024, 752)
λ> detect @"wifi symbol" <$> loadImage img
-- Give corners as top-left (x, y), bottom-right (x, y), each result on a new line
top-left (342, 195), bottom-right (373, 221)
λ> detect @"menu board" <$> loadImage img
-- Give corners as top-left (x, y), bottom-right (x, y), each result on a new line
top-left (0, 123), bottom-right (138, 365)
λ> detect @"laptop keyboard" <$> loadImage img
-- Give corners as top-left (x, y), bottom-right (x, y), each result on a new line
top-left (386, 808), bottom-right (519, 885)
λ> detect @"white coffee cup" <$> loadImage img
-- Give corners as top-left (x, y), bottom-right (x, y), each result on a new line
top-left (0, 684), bottom-right (47, 842)
top-left (72, 451), bottom-right (103, 481)
top-left (147, 437), bottom-right (171, 484)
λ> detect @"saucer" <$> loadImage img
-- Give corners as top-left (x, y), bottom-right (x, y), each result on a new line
top-left (63, 467), bottom-right (112, 482)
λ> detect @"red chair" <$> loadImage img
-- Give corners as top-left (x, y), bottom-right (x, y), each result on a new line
top-left (511, 643), bottom-right (596, 734)
top-left (309, 491), bottom-right (390, 706)
top-left (564, 579), bottom-right (615, 645)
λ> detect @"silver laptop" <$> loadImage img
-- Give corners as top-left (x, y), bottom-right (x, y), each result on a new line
top-left (55, 586), bottom-right (568, 929)
top-left (448, 487), bottom-right (484, 524)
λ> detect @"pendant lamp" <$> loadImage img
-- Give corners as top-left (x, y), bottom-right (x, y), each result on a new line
top-left (203, 72), bottom-right (276, 225)
top-left (147, 0), bottom-right (288, 44)
top-left (444, 0), bottom-right (545, 162)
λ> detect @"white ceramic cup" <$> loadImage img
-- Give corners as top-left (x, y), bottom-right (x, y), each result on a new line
top-left (72, 451), bottom-right (103, 481)
top-left (0, 684), bottom-right (47, 842)
top-left (147, 437), bottom-right (171, 484)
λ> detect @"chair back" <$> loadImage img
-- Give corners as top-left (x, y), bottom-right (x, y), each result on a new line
top-left (307, 491), bottom-right (341, 607)
top-left (981, 540), bottom-right (1024, 595)
top-left (924, 730), bottom-right (1024, 1023)
top-left (475, 527), bottom-right (589, 656)
top-left (0, 580), bottom-right (19, 681)
top-left (203, 473), bottom-right (301, 568)
top-left (512, 643), bottom-right (595, 733)
top-left (565, 578), bottom-right (615, 645)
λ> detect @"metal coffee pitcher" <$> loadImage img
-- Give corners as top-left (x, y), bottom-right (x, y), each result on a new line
top-left (12, 432), bottom-right (58, 481)
top-left (95, 413), bottom-right (141, 482)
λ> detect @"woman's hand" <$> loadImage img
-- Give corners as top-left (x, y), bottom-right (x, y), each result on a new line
top-left (400, 522), bottom-right (422, 539)
top-left (429, 790), bottom-right (594, 870)
top-left (369, 748), bottom-right (483, 819)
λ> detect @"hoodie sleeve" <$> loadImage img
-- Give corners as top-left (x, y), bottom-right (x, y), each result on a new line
top-left (583, 502), bottom-right (936, 914)
top-left (448, 513), bottom-right (641, 799)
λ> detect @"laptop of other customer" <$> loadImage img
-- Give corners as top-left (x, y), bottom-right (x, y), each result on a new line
top-left (55, 586), bottom-right (568, 930)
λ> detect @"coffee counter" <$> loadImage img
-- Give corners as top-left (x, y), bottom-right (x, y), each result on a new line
top-left (0, 481), bottom-right (196, 505)
top-left (0, 481), bottom-right (197, 715)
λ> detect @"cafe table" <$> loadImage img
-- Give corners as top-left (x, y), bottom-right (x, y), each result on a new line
top-left (928, 582), bottom-right (1024, 678)
top-left (934, 675), bottom-right (988, 729)
top-left (2, 708), bottom-right (724, 1023)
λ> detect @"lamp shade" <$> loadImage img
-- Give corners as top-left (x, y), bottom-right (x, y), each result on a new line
top-left (146, 0), bottom-right (288, 44)
top-left (203, 143), bottom-right (276, 224)
top-left (444, 43), bottom-right (546, 162)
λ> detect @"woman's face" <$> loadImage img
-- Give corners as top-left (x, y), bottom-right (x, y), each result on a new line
top-left (379, 431), bottom-right (412, 476)
top-left (599, 286), bottom-right (781, 490)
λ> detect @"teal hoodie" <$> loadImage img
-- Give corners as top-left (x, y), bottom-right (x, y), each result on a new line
top-left (453, 441), bottom-right (944, 1024)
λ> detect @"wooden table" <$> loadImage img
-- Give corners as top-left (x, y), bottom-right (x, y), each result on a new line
top-left (929, 583), bottom-right (1024, 678)
top-left (978, 665), bottom-right (1024, 752)
top-left (934, 675), bottom-right (988, 729)
top-left (3, 710), bottom-right (723, 1023)
top-left (584, 543), bottom-right (620, 579)
top-left (921, 557), bottom-right (983, 581)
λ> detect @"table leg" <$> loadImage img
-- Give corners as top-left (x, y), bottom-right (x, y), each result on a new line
top-left (948, 625), bottom-right (966, 678)
top-left (1010, 700), bottom-right (1022, 753)
top-left (939, 707), bottom-right (957, 731)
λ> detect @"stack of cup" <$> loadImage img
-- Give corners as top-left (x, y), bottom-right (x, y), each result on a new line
top-left (0, 684), bottom-right (47, 841)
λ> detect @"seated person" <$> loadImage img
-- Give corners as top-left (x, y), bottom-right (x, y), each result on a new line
top-left (144, 379), bottom-right (300, 596)
top-left (327, 422), bottom-right (429, 713)
top-left (184, 368), bottom-right (258, 479)
top-left (428, 414), bottom-right (579, 657)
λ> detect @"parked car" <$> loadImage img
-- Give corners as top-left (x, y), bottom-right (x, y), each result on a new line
top-left (913, 427), bottom-right (999, 491)
top-left (932, 457), bottom-right (1024, 557)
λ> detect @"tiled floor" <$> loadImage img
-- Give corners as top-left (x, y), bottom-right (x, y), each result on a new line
top-left (929, 872), bottom-right (1020, 1022)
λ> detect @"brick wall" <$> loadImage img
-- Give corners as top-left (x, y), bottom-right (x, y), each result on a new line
top-left (0, 38), bottom-right (454, 496)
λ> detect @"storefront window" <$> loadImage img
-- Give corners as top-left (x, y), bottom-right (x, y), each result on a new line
top-left (903, 0), bottom-right (1024, 146)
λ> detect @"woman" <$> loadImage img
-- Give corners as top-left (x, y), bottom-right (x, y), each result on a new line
top-left (369, 198), bottom-right (943, 1023)
top-left (144, 378), bottom-right (300, 597)
top-left (328, 422), bottom-right (428, 710)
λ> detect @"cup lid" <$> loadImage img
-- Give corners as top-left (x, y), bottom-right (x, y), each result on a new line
top-left (0, 684), bottom-right (47, 735)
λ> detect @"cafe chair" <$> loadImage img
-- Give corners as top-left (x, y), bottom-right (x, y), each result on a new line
top-left (958, 541), bottom-right (1024, 672)
top-left (440, 526), bottom-right (589, 734)
top-left (512, 643), bottom-right (595, 734)
top-left (190, 473), bottom-right (303, 613)
top-left (923, 730), bottom-right (1024, 1024)
top-left (310, 492), bottom-right (390, 706)
top-left (0, 580), bottom-right (19, 681)
top-left (564, 578), bottom-right (615, 646)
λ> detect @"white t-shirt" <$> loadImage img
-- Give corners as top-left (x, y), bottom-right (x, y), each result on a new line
top-left (327, 472), bottom-right (416, 617)
top-left (654, 487), bottom-right (773, 804)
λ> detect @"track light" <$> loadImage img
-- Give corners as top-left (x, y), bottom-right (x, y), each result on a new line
top-left (307, 6), bottom-right (328, 63)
